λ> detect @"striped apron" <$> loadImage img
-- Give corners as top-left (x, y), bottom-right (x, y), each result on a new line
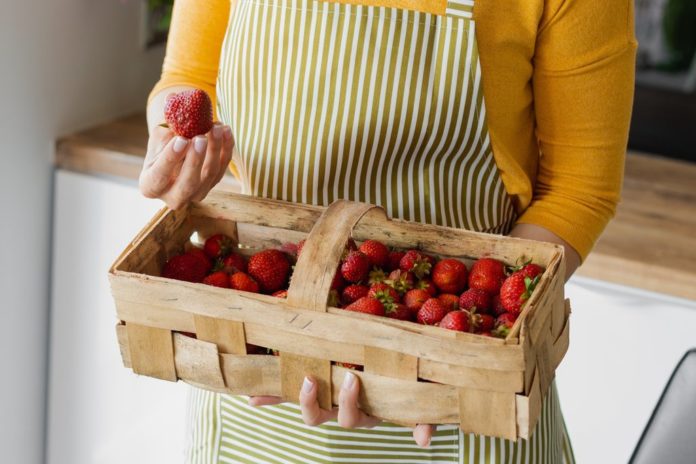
top-left (187, 0), bottom-right (577, 461)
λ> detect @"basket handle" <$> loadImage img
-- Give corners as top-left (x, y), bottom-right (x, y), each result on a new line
top-left (286, 200), bottom-right (387, 311)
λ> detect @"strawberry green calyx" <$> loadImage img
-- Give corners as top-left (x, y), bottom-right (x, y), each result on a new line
top-left (368, 268), bottom-right (387, 285)
top-left (522, 275), bottom-right (540, 300)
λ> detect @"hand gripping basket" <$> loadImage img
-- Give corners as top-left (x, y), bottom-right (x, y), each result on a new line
top-left (109, 191), bottom-right (570, 440)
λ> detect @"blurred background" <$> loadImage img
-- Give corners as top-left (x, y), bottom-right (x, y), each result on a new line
top-left (0, 1), bottom-right (694, 463)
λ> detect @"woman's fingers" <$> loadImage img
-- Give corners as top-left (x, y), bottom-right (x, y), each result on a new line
top-left (211, 126), bottom-right (234, 187)
top-left (164, 136), bottom-right (207, 209)
top-left (299, 377), bottom-right (338, 426)
top-left (139, 136), bottom-right (188, 198)
top-left (192, 124), bottom-right (225, 202)
top-left (412, 424), bottom-right (436, 448)
top-left (337, 372), bottom-right (380, 429)
top-left (248, 396), bottom-right (285, 407)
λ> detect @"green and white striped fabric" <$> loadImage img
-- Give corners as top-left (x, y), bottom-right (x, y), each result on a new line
top-left (183, 0), bottom-right (579, 461)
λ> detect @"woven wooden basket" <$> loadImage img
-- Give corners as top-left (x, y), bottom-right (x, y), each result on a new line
top-left (109, 191), bottom-right (570, 440)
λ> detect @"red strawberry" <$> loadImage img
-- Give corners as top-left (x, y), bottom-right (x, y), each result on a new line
top-left (387, 250), bottom-right (406, 271)
top-left (164, 89), bottom-right (214, 138)
top-left (417, 298), bottom-right (449, 325)
top-left (248, 249), bottom-right (290, 293)
top-left (186, 248), bottom-right (213, 274)
top-left (432, 258), bottom-right (468, 294)
top-left (386, 303), bottom-right (413, 321)
top-left (493, 312), bottom-right (519, 338)
top-left (438, 311), bottom-right (471, 332)
top-left (345, 297), bottom-right (386, 316)
top-left (229, 272), bottom-right (260, 293)
top-left (491, 294), bottom-right (507, 317)
top-left (204, 234), bottom-right (234, 259)
top-left (331, 269), bottom-right (346, 291)
top-left (468, 258), bottom-right (506, 294)
top-left (499, 273), bottom-right (539, 315)
top-left (386, 269), bottom-right (415, 295)
top-left (203, 271), bottom-right (230, 288)
top-left (341, 284), bottom-right (370, 305)
top-left (161, 253), bottom-right (208, 283)
top-left (368, 282), bottom-right (400, 303)
top-left (519, 263), bottom-right (544, 280)
top-left (400, 250), bottom-right (433, 279)
top-left (471, 313), bottom-right (495, 333)
top-left (358, 240), bottom-right (389, 268)
top-left (340, 251), bottom-right (371, 283)
top-left (222, 252), bottom-right (247, 274)
top-left (415, 279), bottom-right (438, 297)
top-left (272, 289), bottom-right (288, 298)
top-left (437, 293), bottom-right (460, 312)
top-left (459, 288), bottom-right (492, 313)
top-left (403, 289), bottom-right (430, 313)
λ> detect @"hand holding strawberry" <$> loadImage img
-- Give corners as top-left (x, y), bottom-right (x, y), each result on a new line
top-left (140, 88), bottom-right (234, 210)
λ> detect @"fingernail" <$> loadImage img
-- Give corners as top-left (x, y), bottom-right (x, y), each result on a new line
top-left (342, 371), bottom-right (355, 390)
top-left (212, 125), bottom-right (223, 139)
top-left (173, 137), bottom-right (188, 153)
top-left (301, 377), bottom-right (314, 394)
top-left (193, 136), bottom-right (208, 154)
top-left (223, 126), bottom-right (232, 140)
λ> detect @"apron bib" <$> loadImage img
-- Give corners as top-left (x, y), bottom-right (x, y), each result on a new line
top-left (186, 0), bottom-right (575, 462)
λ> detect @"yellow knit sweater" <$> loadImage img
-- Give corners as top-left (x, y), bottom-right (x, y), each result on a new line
top-left (151, 0), bottom-right (636, 260)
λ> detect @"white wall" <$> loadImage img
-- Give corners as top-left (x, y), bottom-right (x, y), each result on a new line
top-left (0, 1), bottom-right (164, 462)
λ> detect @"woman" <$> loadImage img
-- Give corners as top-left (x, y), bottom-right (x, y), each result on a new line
top-left (139, 0), bottom-right (636, 461)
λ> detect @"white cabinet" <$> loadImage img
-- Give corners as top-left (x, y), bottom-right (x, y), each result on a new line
top-left (557, 277), bottom-right (696, 464)
top-left (48, 171), bottom-right (189, 464)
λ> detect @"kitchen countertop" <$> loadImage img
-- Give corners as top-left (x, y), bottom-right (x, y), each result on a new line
top-left (55, 113), bottom-right (696, 301)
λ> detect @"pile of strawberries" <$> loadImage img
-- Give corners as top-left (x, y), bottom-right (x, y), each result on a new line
top-left (162, 235), bottom-right (543, 339)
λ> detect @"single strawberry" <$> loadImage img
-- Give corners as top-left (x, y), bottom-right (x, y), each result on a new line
top-left (471, 313), bottom-right (495, 333)
top-left (491, 294), bottom-right (507, 317)
top-left (204, 234), bottom-right (234, 259)
top-left (186, 248), bottom-right (213, 274)
top-left (519, 263), bottom-right (544, 280)
top-left (387, 250), bottom-right (406, 271)
top-left (432, 258), bottom-right (468, 294)
top-left (499, 272), bottom-right (539, 315)
top-left (386, 302), bottom-right (413, 321)
top-left (368, 282), bottom-right (400, 303)
top-left (459, 288), bottom-right (492, 313)
top-left (341, 284), bottom-right (370, 305)
top-left (358, 240), bottom-right (389, 268)
top-left (272, 289), bottom-right (288, 298)
top-left (345, 297), bottom-right (386, 316)
top-left (415, 279), bottom-right (438, 297)
top-left (229, 272), bottom-right (260, 293)
top-left (340, 251), bottom-right (371, 283)
top-left (368, 268), bottom-right (387, 285)
top-left (437, 293), bottom-right (460, 312)
top-left (222, 252), bottom-right (247, 274)
top-left (334, 361), bottom-right (363, 371)
top-left (161, 253), bottom-right (209, 283)
top-left (386, 269), bottom-right (415, 295)
top-left (248, 249), bottom-right (290, 293)
top-left (438, 310), bottom-right (471, 332)
top-left (468, 258), bottom-right (506, 294)
top-left (203, 271), bottom-right (230, 288)
top-left (417, 298), bottom-right (449, 325)
top-left (493, 312), bottom-right (519, 338)
top-left (164, 88), bottom-right (214, 138)
top-left (400, 250), bottom-right (433, 279)
top-left (403, 288), bottom-right (431, 313)
top-left (331, 269), bottom-right (346, 291)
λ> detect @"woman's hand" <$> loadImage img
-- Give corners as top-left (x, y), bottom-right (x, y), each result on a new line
top-left (249, 372), bottom-right (436, 447)
top-left (139, 123), bottom-right (233, 210)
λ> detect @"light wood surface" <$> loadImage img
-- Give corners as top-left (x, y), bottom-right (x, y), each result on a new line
top-left (56, 112), bottom-right (696, 300)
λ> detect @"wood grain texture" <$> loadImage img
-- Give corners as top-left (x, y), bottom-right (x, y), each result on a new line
top-left (55, 114), bottom-right (693, 299)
